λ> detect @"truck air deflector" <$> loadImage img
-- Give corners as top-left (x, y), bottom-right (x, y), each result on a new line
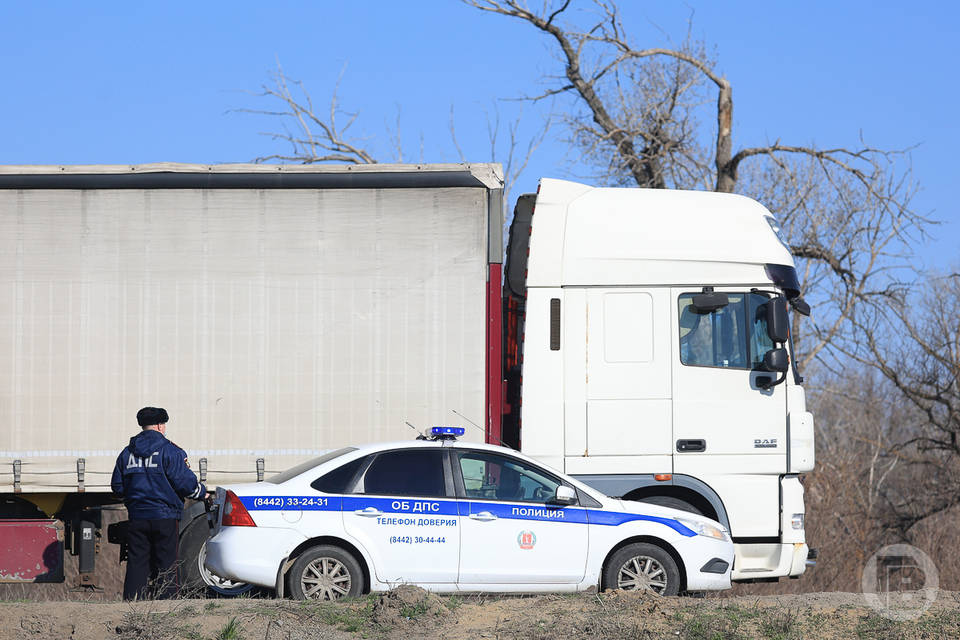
top-left (763, 264), bottom-right (801, 298)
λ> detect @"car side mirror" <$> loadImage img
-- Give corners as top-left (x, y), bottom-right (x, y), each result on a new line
top-left (761, 347), bottom-right (789, 373)
top-left (766, 297), bottom-right (790, 343)
top-left (690, 292), bottom-right (729, 314)
top-left (552, 485), bottom-right (577, 506)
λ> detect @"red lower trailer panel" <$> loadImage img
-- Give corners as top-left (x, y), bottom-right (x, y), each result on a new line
top-left (0, 519), bottom-right (64, 582)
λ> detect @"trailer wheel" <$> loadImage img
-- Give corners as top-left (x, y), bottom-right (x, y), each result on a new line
top-left (288, 545), bottom-right (363, 601)
top-left (602, 543), bottom-right (681, 596)
top-left (178, 516), bottom-right (254, 597)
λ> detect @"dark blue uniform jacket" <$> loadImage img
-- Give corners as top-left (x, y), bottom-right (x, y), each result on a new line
top-left (111, 430), bottom-right (206, 520)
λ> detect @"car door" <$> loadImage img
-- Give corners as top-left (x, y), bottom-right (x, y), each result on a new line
top-left (341, 448), bottom-right (460, 584)
top-left (454, 449), bottom-right (588, 585)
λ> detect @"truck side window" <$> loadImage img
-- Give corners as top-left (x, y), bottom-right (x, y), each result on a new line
top-left (748, 294), bottom-right (776, 368)
top-left (678, 292), bottom-right (775, 370)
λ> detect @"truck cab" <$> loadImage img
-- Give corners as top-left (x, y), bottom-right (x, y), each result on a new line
top-left (503, 179), bottom-right (815, 582)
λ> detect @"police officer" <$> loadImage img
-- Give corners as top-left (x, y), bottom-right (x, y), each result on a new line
top-left (111, 407), bottom-right (206, 600)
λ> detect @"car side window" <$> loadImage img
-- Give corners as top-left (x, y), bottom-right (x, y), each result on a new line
top-left (360, 449), bottom-right (448, 498)
top-left (457, 451), bottom-right (562, 504)
top-left (310, 456), bottom-right (369, 494)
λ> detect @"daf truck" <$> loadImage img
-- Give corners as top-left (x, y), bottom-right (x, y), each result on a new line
top-left (0, 163), bottom-right (813, 593)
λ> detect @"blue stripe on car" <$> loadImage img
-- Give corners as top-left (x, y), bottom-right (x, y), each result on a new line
top-left (239, 495), bottom-right (696, 537)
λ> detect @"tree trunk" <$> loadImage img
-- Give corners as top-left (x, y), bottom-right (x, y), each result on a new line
top-left (714, 80), bottom-right (735, 193)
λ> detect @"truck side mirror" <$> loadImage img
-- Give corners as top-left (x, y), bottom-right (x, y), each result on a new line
top-left (761, 347), bottom-right (789, 373)
top-left (690, 292), bottom-right (729, 314)
top-left (766, 297), bottom-right (790, 343)
top-left (552, 485), bottom-right (577, 505)
top-left (790, 296), bottom-right (811, 317)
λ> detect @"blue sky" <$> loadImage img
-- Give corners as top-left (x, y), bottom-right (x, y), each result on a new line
top-left (2, 1), bottom-right (956, 267)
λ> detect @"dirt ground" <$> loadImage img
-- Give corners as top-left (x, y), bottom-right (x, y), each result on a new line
top-left (2, 586), bottom-right (960, 640)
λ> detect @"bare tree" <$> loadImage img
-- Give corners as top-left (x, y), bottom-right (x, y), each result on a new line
top-left (833, 272), bottom-right (960, 533)
top-left (246, 61), bottom-right (550, 227)
top-left (237, 62), bottom-right (378, 165)
top-left (465, 0), bottom-right (928, 369)
top-left (450, 102), bottom-right (553, 228)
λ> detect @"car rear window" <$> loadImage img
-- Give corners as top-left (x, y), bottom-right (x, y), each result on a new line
top-left (266, 447), bottom-right (357, 484)
top-left (311, 456), bottom-right (369, 494)
top-left (361, 449), bottom-right (446, 497)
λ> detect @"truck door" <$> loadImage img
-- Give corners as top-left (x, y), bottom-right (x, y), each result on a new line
top-left (567, 288), bottom-right (672, 467)
top-left (670, 288), bottom-right (787, 536)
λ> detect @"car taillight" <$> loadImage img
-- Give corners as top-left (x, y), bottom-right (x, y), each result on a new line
top-left (222, 490), bottom-right (256, 527)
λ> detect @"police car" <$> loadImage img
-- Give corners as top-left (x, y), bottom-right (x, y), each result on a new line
top-left (204, 428), bottom-right (733, 599)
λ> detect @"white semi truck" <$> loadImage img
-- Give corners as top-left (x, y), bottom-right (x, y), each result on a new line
top-left (0, 163), bottom-right (813, 592)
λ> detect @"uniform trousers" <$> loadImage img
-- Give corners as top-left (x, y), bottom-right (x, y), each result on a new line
top-left (122, 518), bottom-right (180, 600)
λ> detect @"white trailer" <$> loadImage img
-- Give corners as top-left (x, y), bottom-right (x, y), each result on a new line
top-left (0, 163), bottom-right (503, 590)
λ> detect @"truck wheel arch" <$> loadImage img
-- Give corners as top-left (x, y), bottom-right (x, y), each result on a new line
top-left (577, 474), bottom-right (729, 530)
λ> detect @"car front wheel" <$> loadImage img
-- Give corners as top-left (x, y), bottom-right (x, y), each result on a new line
top-left (288, 545), bottom-right (364, 600)
top-left (602, 543), bottom-right (681, 596)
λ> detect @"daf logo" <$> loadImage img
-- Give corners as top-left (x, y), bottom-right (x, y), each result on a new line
top-left (754, 438), bottom-right (778, 449)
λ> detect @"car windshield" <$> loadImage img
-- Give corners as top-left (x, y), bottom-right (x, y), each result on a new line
top-left (266, 447), bottom-right (357, 484)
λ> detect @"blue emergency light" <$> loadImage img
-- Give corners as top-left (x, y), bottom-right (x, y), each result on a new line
top-left (430, 426), bottom-right (465, 438)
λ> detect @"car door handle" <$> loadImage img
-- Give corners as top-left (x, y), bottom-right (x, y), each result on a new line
top-left (676, 439), bottom-right (706, 452)
top-left (354, 507), bottom-right (383, 517)
top-left (469, 511), bottom-right (497, 522)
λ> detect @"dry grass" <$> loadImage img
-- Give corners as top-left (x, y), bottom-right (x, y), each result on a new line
top-left (4, 588), bottom-right (960, 640)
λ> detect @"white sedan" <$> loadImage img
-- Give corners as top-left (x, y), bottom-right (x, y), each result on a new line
top-left (204, 429), bottom-right (733, 599)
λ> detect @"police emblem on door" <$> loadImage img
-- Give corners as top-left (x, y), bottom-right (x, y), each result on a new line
top-left (517, 530), bottom-right (537, 550)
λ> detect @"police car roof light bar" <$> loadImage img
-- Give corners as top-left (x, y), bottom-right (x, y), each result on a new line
top-left (429, 426), bottom-right (465, 440)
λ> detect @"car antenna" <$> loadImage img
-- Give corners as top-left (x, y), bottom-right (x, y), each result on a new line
top-left (451, 409), bottom-right (516, 450)
top-left (405, 421), bottom-right (428, 441)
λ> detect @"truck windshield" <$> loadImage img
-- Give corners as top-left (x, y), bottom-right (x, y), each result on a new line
top-left (679, 292), bottom-right (776, 370)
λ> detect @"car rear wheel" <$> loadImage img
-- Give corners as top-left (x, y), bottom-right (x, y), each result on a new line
top-left (602, 543), bottom-right (681, 596)
top-left (288, 545), bottom-right (364, 600)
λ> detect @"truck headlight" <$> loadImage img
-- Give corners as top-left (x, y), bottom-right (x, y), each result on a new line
top-left (791, 513), bottom-right (805, 530)
top-left (676, 517), bottom-right (730, 542)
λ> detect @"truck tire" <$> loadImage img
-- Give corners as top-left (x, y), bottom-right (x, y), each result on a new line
top-left (635, 496), bottom-right (703, 516)
top-left (288, 545), bottom-right (364, 601)
top-left (178, 516), bottom-right (254, 597)
top-left (602, 543), bottom-right (681, 596)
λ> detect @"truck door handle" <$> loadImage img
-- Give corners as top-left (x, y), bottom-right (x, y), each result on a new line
top-left (469, 511), bottom-right (497, 522)
top-left (676, 439), bottom-right (706, 452)
top-left (354, 507), bottom-right (383, 517)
